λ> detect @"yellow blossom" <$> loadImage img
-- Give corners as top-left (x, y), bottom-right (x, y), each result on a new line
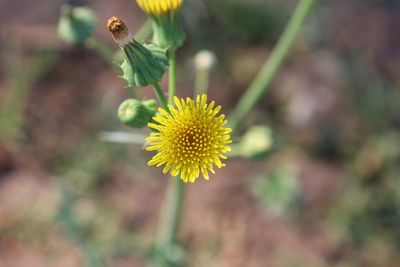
top-left (146, 94), bottom-right (232, 183)
top-left (136, 0), bottom-right (183, 16)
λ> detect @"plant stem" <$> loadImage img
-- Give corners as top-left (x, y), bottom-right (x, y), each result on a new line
top-left (155, 178), bottom-right (186, 246)
top-left (152, 83), bottom-right (168, 110)
top-left (228, 0), bottom-right (317, 132)
top-left (168, 49), bottom-right (177, 105)
top-left (194, 69), bottom-right (210, 96)
top-left (152, 48), bottom-right (186, 266)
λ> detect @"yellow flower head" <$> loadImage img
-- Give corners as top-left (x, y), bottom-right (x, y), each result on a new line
top-left (146, 94), bottom-right (232, 183)
top-left (136, 0), bottom-right (183, 16)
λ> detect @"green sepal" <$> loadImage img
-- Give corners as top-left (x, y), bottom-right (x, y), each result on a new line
top-left (118, 40), bottom-right (168, 87)
top-left (58, 5), bottom-right (96, 45)
top-left (151, 13), bottom-right (186, 49)
top-left (118, 99), bottom-right (157, 128)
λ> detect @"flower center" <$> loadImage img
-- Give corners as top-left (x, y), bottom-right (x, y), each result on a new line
top-left (173, 122), bottom-right (210, 163)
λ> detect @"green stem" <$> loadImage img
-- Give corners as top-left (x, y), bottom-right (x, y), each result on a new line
top-left (155, 178), bottom-right (186, 246)
top-left (168, 49), bottom-right (177, 105)
top-left (194, 69), bottom-right (210, 96)
top-left (152, 83), bottom-right (168, 110)
top-left (228, 0), bottom-right (317, 132)
top-left (152, 48), bottom-right (186, 267)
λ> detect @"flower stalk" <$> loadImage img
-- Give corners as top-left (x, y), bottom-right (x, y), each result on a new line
top-left (152, 83), bottom-right (169, 110)
top-left (168, 49), bottom-right (177, 105)
top-left (194, 50), bottom-right (216, 96)
top-left (228, 0), bottom-right (317, 132)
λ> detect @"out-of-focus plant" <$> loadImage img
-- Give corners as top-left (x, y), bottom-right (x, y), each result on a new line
top-left (193, 50), bottom-right (216, 96)
top-left (330, 132), bottom-right (400, 249)
top-left (57, 187), bottom-right (104, 267)
top-left (0, 48), bottom-right (58, 143)
top-left (251, 164), bottom-right (299, 217)
top-left (58, 5), bottom-right (96, 45)
top-left (229, 126), bottom-right (274, 159)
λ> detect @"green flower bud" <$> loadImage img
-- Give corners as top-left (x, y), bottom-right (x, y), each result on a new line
top-left (118, 99), bottom-right (155, 128)
top-left (136, 0), bottom-right (186, 49)
top-left (58, 5), bottom-right (96, 45)
top-left (107, 16), bottom-right (168, 87)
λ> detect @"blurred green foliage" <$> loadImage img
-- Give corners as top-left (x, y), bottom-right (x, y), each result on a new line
top-left (58, 5), bottom-right (96, 45)
top-left (210, 0), bottom-right (287, 44)
top-left (230, 126), bottom-right (274, 159)
top-left (251, 165), bottom-right (299, 217)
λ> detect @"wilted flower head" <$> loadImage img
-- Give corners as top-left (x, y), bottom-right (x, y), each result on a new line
top-left (107, 16), bottom-right (133, 46)
top-left (146, 94), bottom-right (232, 183)
top-left (106, 16), bottom-right (168, 87)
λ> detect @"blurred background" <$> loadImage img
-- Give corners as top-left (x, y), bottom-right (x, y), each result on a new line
top-left (1, 0), bottom-right (400, 266)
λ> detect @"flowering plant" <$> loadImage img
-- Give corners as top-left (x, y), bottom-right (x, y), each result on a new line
top-left (58, 0), bottom-right (316, 265)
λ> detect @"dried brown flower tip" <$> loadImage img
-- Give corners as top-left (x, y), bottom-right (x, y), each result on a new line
top-left (107, 16), bottom-right (132, 46)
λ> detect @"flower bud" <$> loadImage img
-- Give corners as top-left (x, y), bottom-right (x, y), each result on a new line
top-left (107, 16), bottom-right (168, 87)
top-left (118, 99), bottom-right (156, 128)
top-left (58, 5), bottom-right (96, 45)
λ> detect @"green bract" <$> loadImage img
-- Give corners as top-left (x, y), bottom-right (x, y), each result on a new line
top-left (119, 41), bottom-right (168, 87)
top-left (151, 15), bottom-right (185, 49)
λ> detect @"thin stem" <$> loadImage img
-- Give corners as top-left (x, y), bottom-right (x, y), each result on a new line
top-left (194, 69), bottom-right (210, 96)
top-left (228, 0), bottom-right (317, 132)
top-left (152, 83), bottom-right (168, 110)
top-left (168, 49), bottom-right (177, 105)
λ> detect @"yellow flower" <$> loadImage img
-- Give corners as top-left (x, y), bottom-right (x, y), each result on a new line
top-left (136, 0), bottom-right (183, 16)
top-left (146, 94), bottom-right (232, 183)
